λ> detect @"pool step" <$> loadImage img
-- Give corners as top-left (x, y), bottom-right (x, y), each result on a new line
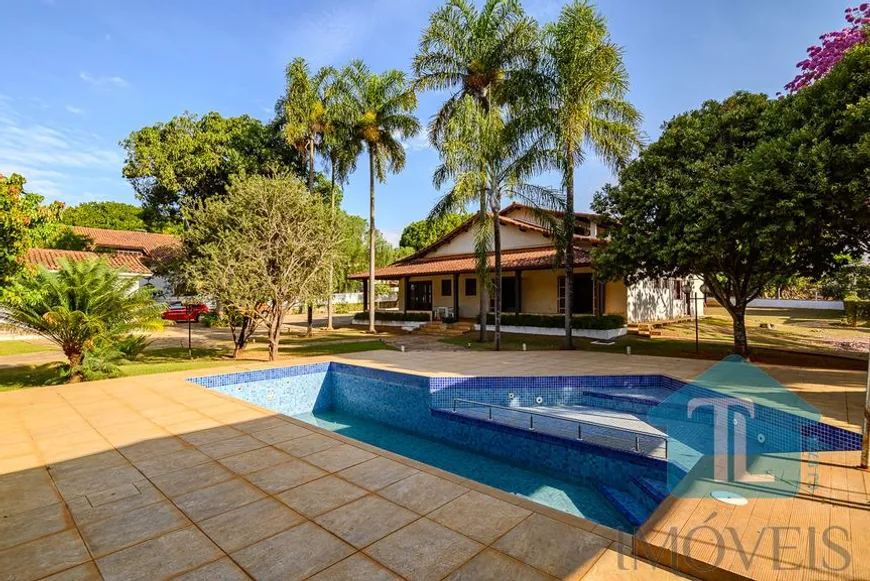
top-left (632, 476), bottom-right (670, 505)
top-left (597, 485), bottom-right (651, 527)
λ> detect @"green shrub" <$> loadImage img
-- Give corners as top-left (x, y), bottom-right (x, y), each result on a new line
top-left (353, 311), bottom-right (431, 322)
top-left (486, 313), bottom-right (626, 330)
top-left (200, 312), bottom-right (230, 328)
top-left (334, 302), bottom-right (363, 314)
top-left (115, 334), bottom-right (152, 360)
top-left (843, 295), bottom-right (870, 326)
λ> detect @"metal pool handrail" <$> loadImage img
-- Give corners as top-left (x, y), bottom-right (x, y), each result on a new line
top-left (451, 397), bottom-right (668, 458)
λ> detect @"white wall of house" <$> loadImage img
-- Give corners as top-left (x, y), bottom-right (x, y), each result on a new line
top-left (626, 277), bottom-right (705, 323)
top-left (427, 226), bottom-right (551, 257)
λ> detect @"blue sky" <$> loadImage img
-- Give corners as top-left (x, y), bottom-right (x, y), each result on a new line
top-left (0, 0), bottom-right (851, 244)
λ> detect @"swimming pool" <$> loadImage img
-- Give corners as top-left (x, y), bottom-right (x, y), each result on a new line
top-left (191, 361), bottom-right (861, 531)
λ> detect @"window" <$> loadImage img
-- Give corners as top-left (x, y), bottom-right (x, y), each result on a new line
top-left (441, 279), bottom-right (452, 297)
top-left (464, 278), bottom-right (477, 296)
top-left (557, 274), bottom-right (594, 314)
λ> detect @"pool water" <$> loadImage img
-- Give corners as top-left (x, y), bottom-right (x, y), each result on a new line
top-left (294, 409), bottom-right (633, 531)
top-left (192, 361), bottom-right (861, 531)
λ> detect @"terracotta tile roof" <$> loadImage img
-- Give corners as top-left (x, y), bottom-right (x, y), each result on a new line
top-left (71, 227), bottom-right (179, 254)
top-left (25, 248), bottom-right (152, 275)
top-left (348, 246), bottom-right (591, 279)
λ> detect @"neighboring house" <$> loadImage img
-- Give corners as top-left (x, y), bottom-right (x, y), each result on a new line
top-left (349, 203), bottom-right (704, 323)
top-left (25, 227), bottom-right (180, 299)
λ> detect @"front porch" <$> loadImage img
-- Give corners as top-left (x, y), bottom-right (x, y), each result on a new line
top-left (360, 268), bottom-right (628, 321)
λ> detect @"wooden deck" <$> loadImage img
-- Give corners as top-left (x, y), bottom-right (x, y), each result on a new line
top-left (635, 449), bottom-right (870, 581)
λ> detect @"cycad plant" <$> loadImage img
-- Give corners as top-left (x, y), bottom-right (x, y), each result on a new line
top-left (0, 258), bottom-right (165, 382)
top-left (432, 96), bottom-right (561, 350)
top-left (527, 0), bottom-right (642, 348)
top-left (340, 60), bottom-right (420, 333)
top-left (414, 0), bottom-right (538, 340)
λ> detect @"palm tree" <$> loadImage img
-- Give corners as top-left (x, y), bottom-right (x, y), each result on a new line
top-left (318, 117), bottom-right (357, 330)
top-left (0, 258), bottom-right (165, 383)
top-left (278, 58), bottom-right (338, 193)
top-left (529, 1), bottom-right (642, 349)
top-left (431, 96), bottom-right (562, 350)
top-left (413, 0), bottom-right (538, 341)
top-left (278, 57), bottom-right (343, 335)
top-left (340, 60), bottom-right (420, 333)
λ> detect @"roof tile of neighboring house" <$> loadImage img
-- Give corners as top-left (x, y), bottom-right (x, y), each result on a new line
top-left (25, 248), bottom-right (152, 275)
top-left (71, 227), bottom-right (179, 254)
top-left (348, 247), bottom-right (591, 279)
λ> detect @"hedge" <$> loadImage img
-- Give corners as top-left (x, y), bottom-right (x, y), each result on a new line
top-left (844, 296), bottom-right (870, 326)
top-left (353, 311), bottom-right (431, 322)
top-left (485, 313), bottom-right (626, 330)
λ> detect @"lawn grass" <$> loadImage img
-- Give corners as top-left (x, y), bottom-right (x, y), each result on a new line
top-left (661, 306), bottom-right (868, 353)
top-left (0, 340), bottom-right (54, 357)
top-left (252, 339), bottom-right (396, 357)
top-left (0, 347), bottom-right (238, 391)
top-left (440, 332), bottom-right (867, 371)
top-left (0, 340), bottom-right (395, 391)
top-left (281, 329), bottom-right (390, 343)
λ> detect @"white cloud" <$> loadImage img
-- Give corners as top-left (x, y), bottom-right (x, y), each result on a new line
top-left (65, 105), bottom-right (85, 115)
top-left (0, 100), bottom-right (125, 203)
top-left (402, 134), bottom-right (431, 152)
top-left (79, 71), bottom-right (129, 88)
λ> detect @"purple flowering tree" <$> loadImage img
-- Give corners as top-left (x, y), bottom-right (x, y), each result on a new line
top-left (785, 4), bottom-right (870, 92)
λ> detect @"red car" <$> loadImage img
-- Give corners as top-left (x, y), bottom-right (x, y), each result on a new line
top-left (162, 302), bottom-right (209, 323)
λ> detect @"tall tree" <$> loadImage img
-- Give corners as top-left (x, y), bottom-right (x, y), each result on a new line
top-left (399, 213), bottom-right (467, 251)
top-left (413, 0), bottom-right (538, 341)
top-left (592, 92), bottom-right (846, 356)
top-left (318, 83), bottom-right (357, 330)
top-left (787, 41), bottom-right (870, 258)
top-left (526, 0), bottom-right (641, 349)
top-left (61, 201), bottom-right (146, 231)
top-left (185, 175), bottom-right (341, 360)
top-left (121, 112), bottom-right (304, 228)
top-left (277, 58), bottom-right (342, 335)
top-left (0, 173), bottom-right (63, 288)
top-left (431, 97), bottom-right (561, 350)
top-left (340, 60), bottom-right (420, 333)
top-left (784, 4), bottom-right (870, 93)
top-left (277, 58), bottom-right (339, 195)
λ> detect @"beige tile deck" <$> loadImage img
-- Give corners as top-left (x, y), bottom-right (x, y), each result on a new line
top-left (0, 351), bottom-right (865, 580)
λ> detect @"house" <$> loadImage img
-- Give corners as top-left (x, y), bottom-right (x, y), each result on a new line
top-left (25, 226), bottom-right (180, 299)
top-left (349, 203), bottom-right (704, 323)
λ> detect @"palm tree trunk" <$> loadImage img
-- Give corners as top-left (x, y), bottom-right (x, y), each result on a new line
top-left (492, 195), bottom-right (502, 351)
top-left (326, 156), bottom-right (336, 331)
top-left (563, 150), bottom-right (575, 350)
top-left (477, 187), bottom-right (488, 343)
top-left (307, 139), bottom-right (315, 194)
top-left (368, 147), bottom-right (377, 334)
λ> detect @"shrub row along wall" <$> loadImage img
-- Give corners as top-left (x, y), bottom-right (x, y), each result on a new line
top-left (486, 313), bottom-right (626, 330)
top-left (844, 297), bottom-right (870, 326)
top-left (352, 311), bottom-right (431, 322)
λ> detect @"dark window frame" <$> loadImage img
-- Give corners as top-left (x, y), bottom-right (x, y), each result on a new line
top-left (441, 279), bottom-right (452, 297)
top-left (464, 277), bottom-right (477, 296)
